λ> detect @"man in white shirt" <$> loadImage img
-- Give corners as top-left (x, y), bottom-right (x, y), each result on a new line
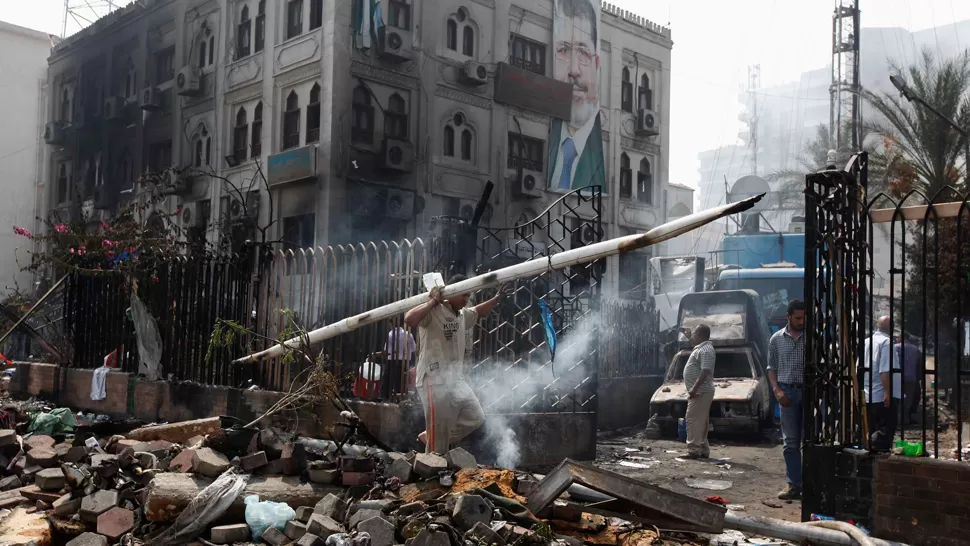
top-left (861, 315), bottom-right (901, 451)
top-left (382, 326), bottom-right (416, 400)
top-left (547, 0), bottom-right (605, 193)
top-left (404, 275), bottom-right (505, 454)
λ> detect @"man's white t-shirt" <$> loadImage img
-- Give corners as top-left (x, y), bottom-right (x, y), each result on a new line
top-left (415, 304), bottom-right (478, 387)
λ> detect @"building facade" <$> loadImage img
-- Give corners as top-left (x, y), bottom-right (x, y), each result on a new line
top-left (42, 0), bottom-right (672, 300)
top-left (0, 22), bottom-right (52, 294)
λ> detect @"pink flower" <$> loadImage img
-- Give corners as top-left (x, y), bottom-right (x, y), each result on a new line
top-left (54, 223), bottom-right (67, 233)
top-left (151, 275), bottom-right (159, 283)
top-left (77, 246), bottom-right (86, 255)
top-left (12, 226), bottom-right (32, 239)
top-left (69, 248), bottom-right (75, 254)
top-left (102, 240), bottom-right (117, 248)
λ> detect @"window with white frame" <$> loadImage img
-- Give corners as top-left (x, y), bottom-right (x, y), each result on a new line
top-left (638, 73), bottom-right (653, 111)
top-left (443, 112), bottom-right (473, 161)
top-left (251, 102), bottom-right (263, 156)
top-left (386, 93), bottom-right (408, 141)
top-left (233, 107), bottom-right (249, 162)
top-left (255, 0), bottom-right (266, 52)
top-left (237, 5), bottom-right (252, 59)
top-left (619, 152), bottom-right (632, 199)
top-left (286, 0), bottom-right (303, 40)
top-left (193, 127), bottom-right (211, 168)
top-left (307, 83), bottom-right (321, 144)
top-left (621, 68), bottom-right (633, 112)
top-left (637, 157), bottom-right (653, 204)
top-left (445, 8), bottom-right (475, 58)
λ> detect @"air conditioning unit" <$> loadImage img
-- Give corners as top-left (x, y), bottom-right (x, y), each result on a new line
top-left (179, 201), bottom-right (206, 228)
top-left (636, 109), bottom-right (660, 136)
top-left (93, 185), bottom-right (117, 210)
top-left (176, 65), bottom-right (202, 97)
top-left (103, 96), bottom-right (125, 121)
top-left (511, 170), bottom-right (543, 199)
top-left (385, 189), bottom-right (415, 220)
top-left (141, 87), bottom-right (161, 111)
top-left (44, 121), bottom-right (67, 145)
top-left (377, 26), bottom-right (412, 63)
top-left (382, 138), bottom-right (414, 172)
top-left (229, 191), bottom-right (259, 222)
top-left (459, 61), bottom-right (488, 86)
top-left (578, 223), bottom-right (599, 245)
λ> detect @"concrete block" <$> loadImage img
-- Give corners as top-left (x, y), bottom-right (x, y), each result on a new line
top-left (413, 453), bottom-right (447, 478)
top-left (386, 458), bottom-right (413, 483)
top-left (453, 494), bottom-right (491, 530)
top-left (23, 435), bottom-right (55, 451)
top-left (446, 448), bottom-right (477, 470)
top-left (169, 448), bottom-right (196, 473)
top-left (97, 507), bottom-right (135, 541)
top-left (126, 417), bottom-right (223, 444)
top-left (465, 522), bottom-right (506, 546)
top-left (63, 446), bottom-right (88, 463)
top-left (296, 505), bottom-right (315, 523)
top-left (358, 516), bottom-right (396, 546)
top-left (210, 523), bottom-right (251, 544)
top-left (412, 528), bottom-right (451, 546)
top-left (297, 533), bottom-right (325, 546)
top-left (349, 499), bottom-right (395, 516)
top-left (109, 439), bottom-right (141, 455)
top-left (35, 468), bottom-right (66, 491)
top-left (26, 447), bottom-right (57, 468)
top-left (397, 502), bottom-right (426, 518)
top-left (0, 430), bottom-right (17, 447)
top-left (308, 467), bottom-right (340, 484)
top-left (54, 443), bottom-right (72, 459)
top-left (0, 475), bottom-right (22, 491)
top-left (240, 450), bottom-right (268, 471)
top-left (313, 493), bottom-right (348, 521)
top-left (285, 519), bottom-right (309, 540)
top-left (53, 494), bottom-right (82, 516)
top-left (348, 508), bottom-right (381, 529)
top-left (261, 526), bottom-right (288, 546)
top-left (66, 532), bottom-right (109, 546)
top-left (192, 447), bottom-right (230, 478)
top-left (307, 514), bottom-right (346, 538)
top-left (80, 489), bottom-right (120, 523)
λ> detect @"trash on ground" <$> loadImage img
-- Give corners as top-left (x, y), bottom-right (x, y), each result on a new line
top-left (685, 479), bottom-right (733, 491)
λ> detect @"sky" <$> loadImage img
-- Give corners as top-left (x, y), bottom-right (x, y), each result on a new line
top-left (5, 1), bottom-right (970, 197)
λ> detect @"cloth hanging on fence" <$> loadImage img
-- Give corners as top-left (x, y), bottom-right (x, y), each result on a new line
top-left (130, 293), bottom-right (163, 380)
top-left (91, 365), bottom-right (109, 401)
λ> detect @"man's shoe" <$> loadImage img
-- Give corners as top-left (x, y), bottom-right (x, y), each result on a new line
top-left (777, 484), bottom-right (802, 500)
top-left (682, 453), bottom-right (705, 460)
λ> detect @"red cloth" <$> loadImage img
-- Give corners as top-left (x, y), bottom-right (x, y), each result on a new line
top-left (705, 495), bottom-right (728, 505)
top-left (104, 346), bottom-right (122, 369)
top-left (353, 376), bottom-right (380, 399)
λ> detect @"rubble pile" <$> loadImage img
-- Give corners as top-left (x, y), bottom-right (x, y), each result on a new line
top-left (0, 408), bottom-right (721, 546)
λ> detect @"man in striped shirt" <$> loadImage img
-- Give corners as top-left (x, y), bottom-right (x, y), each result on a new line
top-left (683, 324), bottom-right (716, 459)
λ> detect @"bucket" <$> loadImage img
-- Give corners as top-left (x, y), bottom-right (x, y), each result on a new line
top-left (677, 418), bottom-right (687, 442)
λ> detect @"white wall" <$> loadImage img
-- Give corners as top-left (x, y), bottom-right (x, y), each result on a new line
top-left (0, 22), bottom-right (50, 294)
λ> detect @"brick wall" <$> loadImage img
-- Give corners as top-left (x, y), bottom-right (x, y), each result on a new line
top-left (874, 456), bottom-right (970, 546)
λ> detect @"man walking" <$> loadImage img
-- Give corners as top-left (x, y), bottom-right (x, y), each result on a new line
top-left (767, 299), bottom-right (805, 500)
top-left (404, 275), bottom-right (504, 454)
top-left (863, 316), bottom-right (901, 451)
top-left (683, 324), bottom-right (716, 459)
top-left (895, 332), bottom-right (923, 424)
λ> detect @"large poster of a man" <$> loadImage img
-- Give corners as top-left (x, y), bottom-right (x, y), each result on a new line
top-left (547, 0), bottom-right (606, 193)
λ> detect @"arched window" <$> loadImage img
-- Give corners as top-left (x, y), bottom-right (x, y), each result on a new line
top-left (283, 91), bottom-right (301, 149)
top-left (56, 163), bottom-right (69, 203)
top-left (443, 126), bottom-right (455, 156)
top-left (462, 26), bottom-right (474, 57)
top-left (125, 59), bottom-right (136, 98)
top-left (621, 68), bottom-right (633, 112)
top-left (194, 139), bottom-right (204, 167)
top-left (639, 73), bottom-right (652, 111)
top-left (307, 83), bottom-right (321, 144)
top-left (351, 85), bottom-right (374, 144)
top-left (251, 101), bottom-right (263, 157)
top-left (637, 157), bottom-right (652, 204)
top-left (198, 39), bottom-right (207, 69)
top-left (255, 0), bottom-right (266, 52)
top-left (446, 20), bottom-right (457, 51)
top-left (208, 36), bottom-right (215, 65)
top-left (619, 153), bottom-right (632, 199)
top-left (460, 129), bottom-right (473, 160)
top-left (60, 88), bottom-right (71, 122)
top-left (386, 93), bottom-right (408, 140)
top-left (233, 107), bottom-right (248, 162)
top-left (237, 6), bottom-right (252, 58)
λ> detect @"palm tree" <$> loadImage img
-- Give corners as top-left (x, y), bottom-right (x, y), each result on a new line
top-left (864, 47), bottom-right (970, 198)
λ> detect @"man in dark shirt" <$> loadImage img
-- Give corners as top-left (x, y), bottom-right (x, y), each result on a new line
top-left (895, 332), bottom-right (923, 425)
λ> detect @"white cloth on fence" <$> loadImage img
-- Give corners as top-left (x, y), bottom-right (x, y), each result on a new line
top-left (91, 365), bottom-right (109, 401)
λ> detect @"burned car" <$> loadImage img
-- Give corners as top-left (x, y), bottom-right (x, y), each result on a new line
top-left (649, 290), bottom-right (774, 435)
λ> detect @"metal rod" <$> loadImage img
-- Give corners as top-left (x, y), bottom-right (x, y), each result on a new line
top-left (0, 275), bottom-right (68, 350)
top-left (233, 195), bottom-right (764, 365)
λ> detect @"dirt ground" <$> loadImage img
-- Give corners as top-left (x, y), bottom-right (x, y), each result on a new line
top-left (594, 427), bottom-right (803, 523)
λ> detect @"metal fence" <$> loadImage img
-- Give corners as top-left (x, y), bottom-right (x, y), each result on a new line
top-left (599, 299), bottom-right (663, 379)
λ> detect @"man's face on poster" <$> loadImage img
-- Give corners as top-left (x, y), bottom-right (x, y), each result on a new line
top-left (555, 10), bottom-right (599, 130)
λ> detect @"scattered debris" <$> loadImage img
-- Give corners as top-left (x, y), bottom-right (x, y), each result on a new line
top-left (685, 479), bottom-right (733, 491)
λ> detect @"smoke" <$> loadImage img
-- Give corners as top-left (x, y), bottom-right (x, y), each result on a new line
top-left (484, 413), bottom-right (521, 469)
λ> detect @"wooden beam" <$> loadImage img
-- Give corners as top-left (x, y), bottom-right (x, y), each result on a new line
top-left (870, 202), bottom-right (965, 223)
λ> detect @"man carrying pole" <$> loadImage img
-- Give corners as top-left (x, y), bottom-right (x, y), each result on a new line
top-left (404, 274), bottom-right (506, 454)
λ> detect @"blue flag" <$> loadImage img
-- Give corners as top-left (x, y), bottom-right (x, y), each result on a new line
top-left (538, 300), bottom-right (557, 362)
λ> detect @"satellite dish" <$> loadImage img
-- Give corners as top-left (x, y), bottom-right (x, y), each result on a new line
top-left (729, 175), bottom-right (769, 212)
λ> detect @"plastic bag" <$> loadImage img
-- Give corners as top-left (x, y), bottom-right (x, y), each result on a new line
top-left (150, 470), bottom-right (249, 546)
top-left (27, 407), bottom-right (77, 435)
top-left (245, 495), bottom-right (296, 541)
top-left (130, 293), bottom-right (163, 381)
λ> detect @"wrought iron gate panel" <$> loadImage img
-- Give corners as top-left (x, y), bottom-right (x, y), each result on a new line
top-left (469, 188), bottom-right (603, 414)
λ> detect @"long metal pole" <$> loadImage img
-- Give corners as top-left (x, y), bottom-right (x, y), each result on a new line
top-left (234, 195), bottom-right (764, 365)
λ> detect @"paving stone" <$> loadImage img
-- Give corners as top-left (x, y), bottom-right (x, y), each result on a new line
top-left (23, 435), bottom-right (55, 451)
top-left (348, 508), bottom-right (382, 529)
top-left (386, 458), bottom-right (413, 483)
top-left (397, 502), bottom-right (426, 518)
top-left (466, 522), bottom-right (506, 546)
top-left (109, 439), bottom-right (141, 455)
top-left (445, 447), bottom-right (477, 470)
top-left (358, 516), bottom-right (396, 546)
top-left (169, 448), bottom-right (196, 473)
top-left (349, 499), bottom-right (395, 516)
top-left (412, 528), bottom-right (451, 546)
top-left (307, 514), bottom-right (346, 538)
top-left (453, 494), bottom-right (491, 530)
top-left (54, 443), bottom-right (72, 459)
top-left (80, 489), bottom-right (120, 523)
top-left (0, 475), bottom-right (22, 491)
top-left (26, 447), bottom-right (57, 467)
top-left (285, 519), bottom-right (309, 540)
top-left (297, 533), bottom-right (325, 546)
top-left (192, 447), bottom-right (230, 478)
top-left (35, 467), bottom-right (66, 491)
top-left (53, 493), bottom-right (82, 516)
top-left (261, 526), bottom-right (288, 546)
top-left (412, 453), bottom-right (447, 478)
top-left (0, 430), bottom-right (17, 447)
top-left (240, 450), bottom-right (268, 471)
top-left (97, 506), bottom-right (134, 541)
top-left (20, 485), bottom-right (61, 503)
top-left (210, 523), bottom-right (250, 544)
top-left (66, 532), bottom-right (109, 546)
top-left (296, 505), bottom-right (315, 523)
top-left (63, 445), bottom-right (88, 463)
top-left (313, 493), bottom-right (348, 521)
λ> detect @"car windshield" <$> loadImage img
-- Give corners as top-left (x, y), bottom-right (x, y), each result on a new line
top-left (671, 352), bottom-right (754, 380)
top-left (714, 276), bottom-right (803, 326)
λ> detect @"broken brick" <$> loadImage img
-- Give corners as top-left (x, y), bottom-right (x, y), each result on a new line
top-left (192, 448), bottom-right (230, 478)
top-left (412, 453), bottom-right (447, 478)
top-left (35, 468), bottom-right (66, 491)
top-left (348, 508), bottom-right (381, 529)
top-left (109, 439), bottom-right (141, 455)
top-left (53, 493), bottom-right (82, 517)
top-left (26, 447), bottom-right (57, 468)
top-left (169, 449), bottom-right (196, 473)
top-left (296, 506), bottom-right (314, 523)
top-left (261, 526), bottom-right (288, 546)
top-left (23, 435), bottom-right (55, 451)
top-left (63, 445), bottom-right (88, 463)
top-left (0, 475), bottom-right (22, 491)
top-left (358, 516), bottom-right (396, 546)
top-left (285, 519), bottom-right (309, 540)
top-left (0, 430), bottom-right (16, 447)
top-left (313, 493), bottom-right (348, 521)
top-left (97, 507), bottom-right (135, 541)
top-left (297, 534), bottom-right (325, 546)
top-left (210, 523), bottom-right (250, 544)
top-left (240, 451), bottom-right (268, 471)
top-left (133, 440), bottom-right (174, 458)
top-left (446, 447), bottom-right (477, 470)
top-left (412, 528), bottom-right (451, 546)
top-left (386, 458), bottom-right (413, 483)
top-left (307, 514), bottom-right (346, 538)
